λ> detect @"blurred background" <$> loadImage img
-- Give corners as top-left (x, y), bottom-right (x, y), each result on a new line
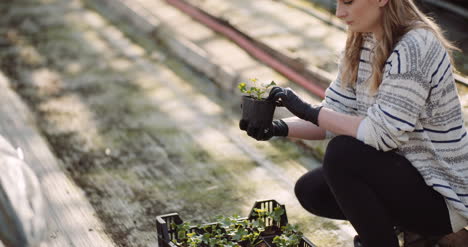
top-left (309, 0), bottom-right (468, 75)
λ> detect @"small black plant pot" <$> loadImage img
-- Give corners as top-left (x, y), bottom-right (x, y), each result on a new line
top-left (240, 96), bottom-right (276, 130)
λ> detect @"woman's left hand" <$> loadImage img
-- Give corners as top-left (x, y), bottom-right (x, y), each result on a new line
top-left (267, 87), bottom-right (322, 126)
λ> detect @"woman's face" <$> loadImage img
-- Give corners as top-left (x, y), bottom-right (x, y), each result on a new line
top-left (335, 0), bottom-right (388, 37)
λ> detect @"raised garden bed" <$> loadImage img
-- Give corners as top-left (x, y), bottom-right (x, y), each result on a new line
top-left (156, 200), bottom-right (317, 247)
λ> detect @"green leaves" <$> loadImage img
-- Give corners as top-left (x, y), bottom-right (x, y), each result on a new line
top-left (272, 224), bottom-right (304, 247)
top-left (172, 204), bottom-right (303, 247)
top-left (252, 206), bottom-right (284, 225)
top-left (238, 79), bottom-right (277, 100)
top-left (271, 207), bottom-right (285, 223)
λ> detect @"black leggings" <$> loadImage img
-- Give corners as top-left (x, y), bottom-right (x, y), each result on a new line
top-left (294, 136), bottom-right (452, 247)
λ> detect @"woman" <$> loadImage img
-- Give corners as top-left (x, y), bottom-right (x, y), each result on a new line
top-left (239, 0), bottom-right (468, 246)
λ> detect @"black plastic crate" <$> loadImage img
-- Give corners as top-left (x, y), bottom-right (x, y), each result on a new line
top-left (156, 199), bottom-right (317, 247)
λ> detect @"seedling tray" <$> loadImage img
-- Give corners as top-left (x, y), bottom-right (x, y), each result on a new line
top-left (156, 199), bottom-right (316, 247)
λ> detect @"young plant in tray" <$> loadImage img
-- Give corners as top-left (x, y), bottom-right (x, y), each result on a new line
top-left (170, 205), bottom-right (304, 247)
top-left (239, 79), bottom-right (278, 131)
top-left (156, 200), bottom-right (315, 247)
top-left (272, 224), bottom-right (304, 247)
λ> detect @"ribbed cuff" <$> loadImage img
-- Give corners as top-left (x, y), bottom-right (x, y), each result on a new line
top-left (309, 106), bottom-right (323, 126)
top-left (273, 119), bottom-right (289, 137)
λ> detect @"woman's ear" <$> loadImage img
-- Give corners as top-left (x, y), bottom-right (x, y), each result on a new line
top-left (378, 0), bottom-right (389, 7)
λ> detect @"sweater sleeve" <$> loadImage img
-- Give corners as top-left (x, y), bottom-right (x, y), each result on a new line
top-left (321, 58), bottom-right (358, 116)
top-left (320, 58), bottom-right (359, 139)
top-left (361, 29), bottom-right (434, 151)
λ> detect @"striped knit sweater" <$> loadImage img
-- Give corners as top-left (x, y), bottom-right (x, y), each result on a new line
top-left (321, 28), bottom-right (468, 231)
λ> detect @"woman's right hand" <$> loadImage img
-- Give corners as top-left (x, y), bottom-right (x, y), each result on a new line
top-left (239, 119), bottom-right (288, 141)
top-left (267, 87), bottom-right (322, 126)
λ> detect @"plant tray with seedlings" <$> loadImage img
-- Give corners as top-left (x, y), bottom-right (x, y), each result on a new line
top-left (156, 199), bottom-right (317, 247)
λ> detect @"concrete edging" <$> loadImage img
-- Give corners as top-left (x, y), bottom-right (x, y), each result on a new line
top-left (0, 72), bottom-right (115, 247)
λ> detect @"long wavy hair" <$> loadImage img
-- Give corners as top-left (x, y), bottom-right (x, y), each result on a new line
top-left (341, 0), bottom-right (459, 92)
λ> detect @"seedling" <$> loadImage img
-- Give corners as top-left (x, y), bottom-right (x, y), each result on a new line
top-left (171, 205), bottom-right (304, 247)
top-left (238, 78), bottom-right (277, 100)
top-left (272, 224), bottom-right (304, 247)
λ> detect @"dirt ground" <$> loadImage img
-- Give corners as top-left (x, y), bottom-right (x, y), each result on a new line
top-left (0, 0), bottom-right (353, 246)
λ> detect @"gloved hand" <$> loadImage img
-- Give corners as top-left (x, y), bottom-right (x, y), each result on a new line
top-left (239, 119), bottom-right (288, 141)
top-left (267, 87), bottom-right (322, 126)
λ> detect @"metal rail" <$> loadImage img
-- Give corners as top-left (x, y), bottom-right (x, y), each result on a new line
top-left (164, 0), bottom-right (326, 98)
top-left (166, 0), bottom-right (468, 98)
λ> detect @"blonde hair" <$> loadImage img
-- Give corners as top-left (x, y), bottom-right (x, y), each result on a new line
top-left (341, 0), bottom-right (460, 92)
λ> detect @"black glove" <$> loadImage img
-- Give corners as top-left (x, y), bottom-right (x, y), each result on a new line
top-left (267, 87), bottom-right (322, 126)
top-left (239, 119), bottom-right (288, 141)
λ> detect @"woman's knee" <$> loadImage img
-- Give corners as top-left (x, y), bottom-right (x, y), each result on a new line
top-left (294, 169), bottom-right (338, 217)
top-left (294, 180), bottom-right (322, 216)
top-left (294, 171), bottom-right (313, 202)
top-left (294, 173), bottom-right (311, 197)
top-left (295, 170), bottom-right (321, 201)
